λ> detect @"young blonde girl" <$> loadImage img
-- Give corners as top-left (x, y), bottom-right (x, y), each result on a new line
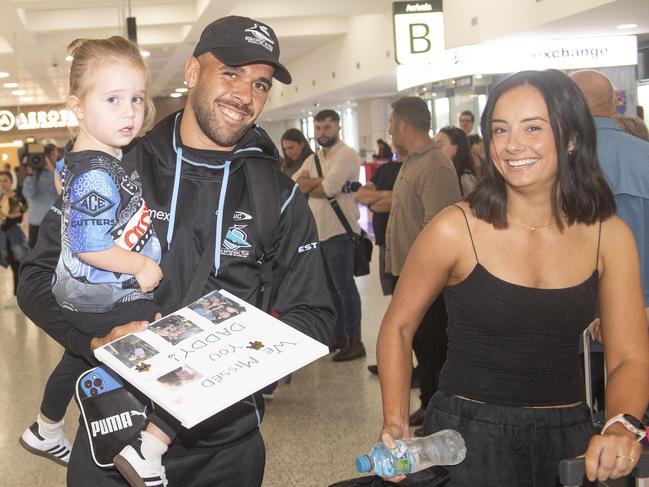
top-left (20, 36), bottom-right (173, 487)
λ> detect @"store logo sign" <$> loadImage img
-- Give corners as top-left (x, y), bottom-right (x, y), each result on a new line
top-left (0, 108), bottom-right (78, 131)
top-left (0, 110), bottom-right (15, 132)
top-left (393, 1), bottom-right (444, 65)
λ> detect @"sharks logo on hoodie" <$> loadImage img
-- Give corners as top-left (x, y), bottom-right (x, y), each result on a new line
top-left (221, 211), bottom-right (253, 258)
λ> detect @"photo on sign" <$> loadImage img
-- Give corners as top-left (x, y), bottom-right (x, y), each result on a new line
top-left (105, 334), bottom-right (159, 368)
top-left (149, 314), bottom-right (204, 346)
top-left (157, 365), bottom-right (202, 391)
top-left (188, 290), bottom-right (247, 324)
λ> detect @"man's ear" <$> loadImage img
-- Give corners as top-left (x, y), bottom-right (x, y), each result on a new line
top-left (68, 95), bottom-right (83, 120)
top-left (185, 57), bottom-right (200, 89)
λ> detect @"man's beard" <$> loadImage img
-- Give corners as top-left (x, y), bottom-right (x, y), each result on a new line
top-left (317, 134), bottom-right (338, 148)
top-left (191, 93), bottom-right (254, 148)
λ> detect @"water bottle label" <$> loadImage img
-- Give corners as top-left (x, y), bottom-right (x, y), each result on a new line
top-left (388, 440), bottom-right (411, 473)
top-left (390, 440), bottom-right (408, 459)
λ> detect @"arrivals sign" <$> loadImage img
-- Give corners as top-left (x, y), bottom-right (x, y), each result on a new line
top-left (393, 1), bottom-right (444, 65)
top-left (0, 108), bottom-right (78, 132)
top-left (396, 36), bottom-right (639, 91)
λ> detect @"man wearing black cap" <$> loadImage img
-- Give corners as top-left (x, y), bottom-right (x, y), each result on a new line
top-left (18, 16), bottom-right (334, 487)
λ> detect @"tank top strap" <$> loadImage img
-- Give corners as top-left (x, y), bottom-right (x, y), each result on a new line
top-left (595, 220), bottom-right (602, 270)
top-left (452, 204), bottom-right (479, 263)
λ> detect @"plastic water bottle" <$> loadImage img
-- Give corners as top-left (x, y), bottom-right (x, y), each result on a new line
top-left (355, 429), bottom-right (466, 478)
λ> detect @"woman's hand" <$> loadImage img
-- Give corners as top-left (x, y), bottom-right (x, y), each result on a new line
top-left (587, 318), bottom-right (602, 343)
top-left (90, 319), bottom-right (151, 350)
top-left (378, 421), bottom-right (410, 483)
top-left (584, 425), bottom-right (643, 482)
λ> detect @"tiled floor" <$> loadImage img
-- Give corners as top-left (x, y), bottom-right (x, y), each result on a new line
top-left (0, 254), bottom-right (418, 486)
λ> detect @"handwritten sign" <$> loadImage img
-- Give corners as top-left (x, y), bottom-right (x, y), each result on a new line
top-left (95, 289), bottom-right (329, 428)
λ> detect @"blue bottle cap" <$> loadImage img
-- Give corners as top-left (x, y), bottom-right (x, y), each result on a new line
top-left (355, 455), bottom-right (372, 473)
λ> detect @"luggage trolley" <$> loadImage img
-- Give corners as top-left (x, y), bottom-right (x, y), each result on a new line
top-left (559, 331), bottom-right (649, 486)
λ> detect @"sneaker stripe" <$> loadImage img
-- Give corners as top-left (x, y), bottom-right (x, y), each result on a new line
top-left (29, 422), bottom-right (45, 442)
top-left (47, 445), bottom-right (66, 454)
top-left (54, 448), bottom-right (71, 458)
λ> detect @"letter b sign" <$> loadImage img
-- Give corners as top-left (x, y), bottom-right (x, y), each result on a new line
top-left (393, 1), bottom-right (445, 65)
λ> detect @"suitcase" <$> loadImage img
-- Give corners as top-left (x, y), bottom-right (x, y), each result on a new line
top-left (559, 331), bottom-right (648, 486)
top-left (559, 450), bottom-right (649, 486)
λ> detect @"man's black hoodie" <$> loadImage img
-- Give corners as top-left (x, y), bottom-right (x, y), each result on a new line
top-left (18, 111), bottom-right (334, 449)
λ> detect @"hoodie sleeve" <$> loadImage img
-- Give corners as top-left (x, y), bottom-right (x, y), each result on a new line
top-left (17, 198), bottom-right (97, 363)
top-left (269, 184), bottom-right (335, 346)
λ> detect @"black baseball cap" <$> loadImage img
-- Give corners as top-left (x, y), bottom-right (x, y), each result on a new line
top-left (193, 16), bottom-right (292, 84)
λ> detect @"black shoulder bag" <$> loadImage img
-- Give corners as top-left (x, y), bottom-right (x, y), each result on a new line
top-left (314, 153), bottom-right (372, 276)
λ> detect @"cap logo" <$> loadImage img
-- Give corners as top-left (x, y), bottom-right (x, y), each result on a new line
top-left (244, 23), bottom-right (274, 52)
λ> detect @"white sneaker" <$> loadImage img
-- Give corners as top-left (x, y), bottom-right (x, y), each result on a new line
top-left (19, 422), bottom-right (72, 467)
top-left (113, 438), bottom-right (168, 487)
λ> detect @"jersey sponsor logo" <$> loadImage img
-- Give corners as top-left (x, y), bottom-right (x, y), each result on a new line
top-left (71, 191), bottom-right (115, 217)
top-left (222, 224), bottom-right (252, 258)
top-left (71, 218), bottom-right (116, 228)
top-left (120, 178), bottom-right (138, 196)
top-left (233, 211), bottom-right (253, 221)
top-left (298, 241), bottom-right (319, 253)
top-left (116, 202), bottom-right (153, 251)
top-left (149, 209), bottom-right (170, 221)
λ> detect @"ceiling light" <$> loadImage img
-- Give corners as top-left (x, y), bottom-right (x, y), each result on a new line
top-left (175, 87), bottom-right (188, 93)
top-left (19, 96), bottom-right (33, 103)
top-left (170, 92), bottom-right (182, 98)
top-left (3, 82), bottom-right (18, 88)
top-left (474, 74), bottom-right (483, 80)
top-left (140, 50), bottom-right (151, 58)
top-left (616, 23), bottom-right (637, 29)
top-left (65, 55), bottom-right (74, 62)
top-left (11, 89), bottom-right (26, 96)
top-left (0, 72), bottom-right (9, 78)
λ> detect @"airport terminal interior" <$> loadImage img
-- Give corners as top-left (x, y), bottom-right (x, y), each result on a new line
top-left (1, 0), bottom-right (649, 486)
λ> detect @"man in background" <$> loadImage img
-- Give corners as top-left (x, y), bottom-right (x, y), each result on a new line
top-left (294, 109), bottom-right (365, 362)
top-left (571, 69), bottom-right (649, 412)
top-left (385, 97), bottom-right (461, 433)
top-left (459, 110), bottom-right (475, 135)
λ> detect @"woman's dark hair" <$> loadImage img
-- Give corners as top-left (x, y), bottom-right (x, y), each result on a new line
top-left (0, 170), bottom-right (13, 187)
top-left (467, 69), bottom-right (616, 229)
top-left (281, 128), bottom-right (313, 165)
top-left (467, 134), bottom-right (482, 146)
top-left (439, 125), bottom-right (475, 179)
top-left (376, 138), bottom-right (393, 160)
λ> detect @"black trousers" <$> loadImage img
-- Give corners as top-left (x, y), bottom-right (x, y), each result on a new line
top-left (412, 295), bottom-right (448, 410)
top-left (40, 351), bottom-right (90, 421)
top-left (68, 426), bottom-right (266, 487)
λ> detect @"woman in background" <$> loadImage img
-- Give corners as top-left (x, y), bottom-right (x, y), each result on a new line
top-left (434, 126), bottom-right (477, 196)
top-left (280, 128), bottom-right (313, 177)
top-left (467, 134), bottom-right (485, 177)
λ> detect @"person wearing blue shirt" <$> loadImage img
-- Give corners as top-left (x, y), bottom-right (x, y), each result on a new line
top-left (22, 143), bottom-right (59, 248)
top-left (572, 70), bottom-right (649, 314)
top-left (571, 70), bottom-right (649, 416)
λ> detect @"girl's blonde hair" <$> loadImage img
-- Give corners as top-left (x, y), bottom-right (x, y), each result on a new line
top-left (67, 36), bottom-right (155, 132)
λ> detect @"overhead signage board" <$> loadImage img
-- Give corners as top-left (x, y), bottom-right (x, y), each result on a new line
top-left (393, 1), bottom-right (445, 65)
top-left (0, 108), bottom-right (78, 132)
top-left (397, 35), bottom-right (638, 91)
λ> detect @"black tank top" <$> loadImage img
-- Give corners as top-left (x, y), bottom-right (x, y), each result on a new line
top-left (439, 206), bottom-right (600, 407)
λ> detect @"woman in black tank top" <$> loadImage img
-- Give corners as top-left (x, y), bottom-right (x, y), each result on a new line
top-left (376, 70), bottom-right (649, 486)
